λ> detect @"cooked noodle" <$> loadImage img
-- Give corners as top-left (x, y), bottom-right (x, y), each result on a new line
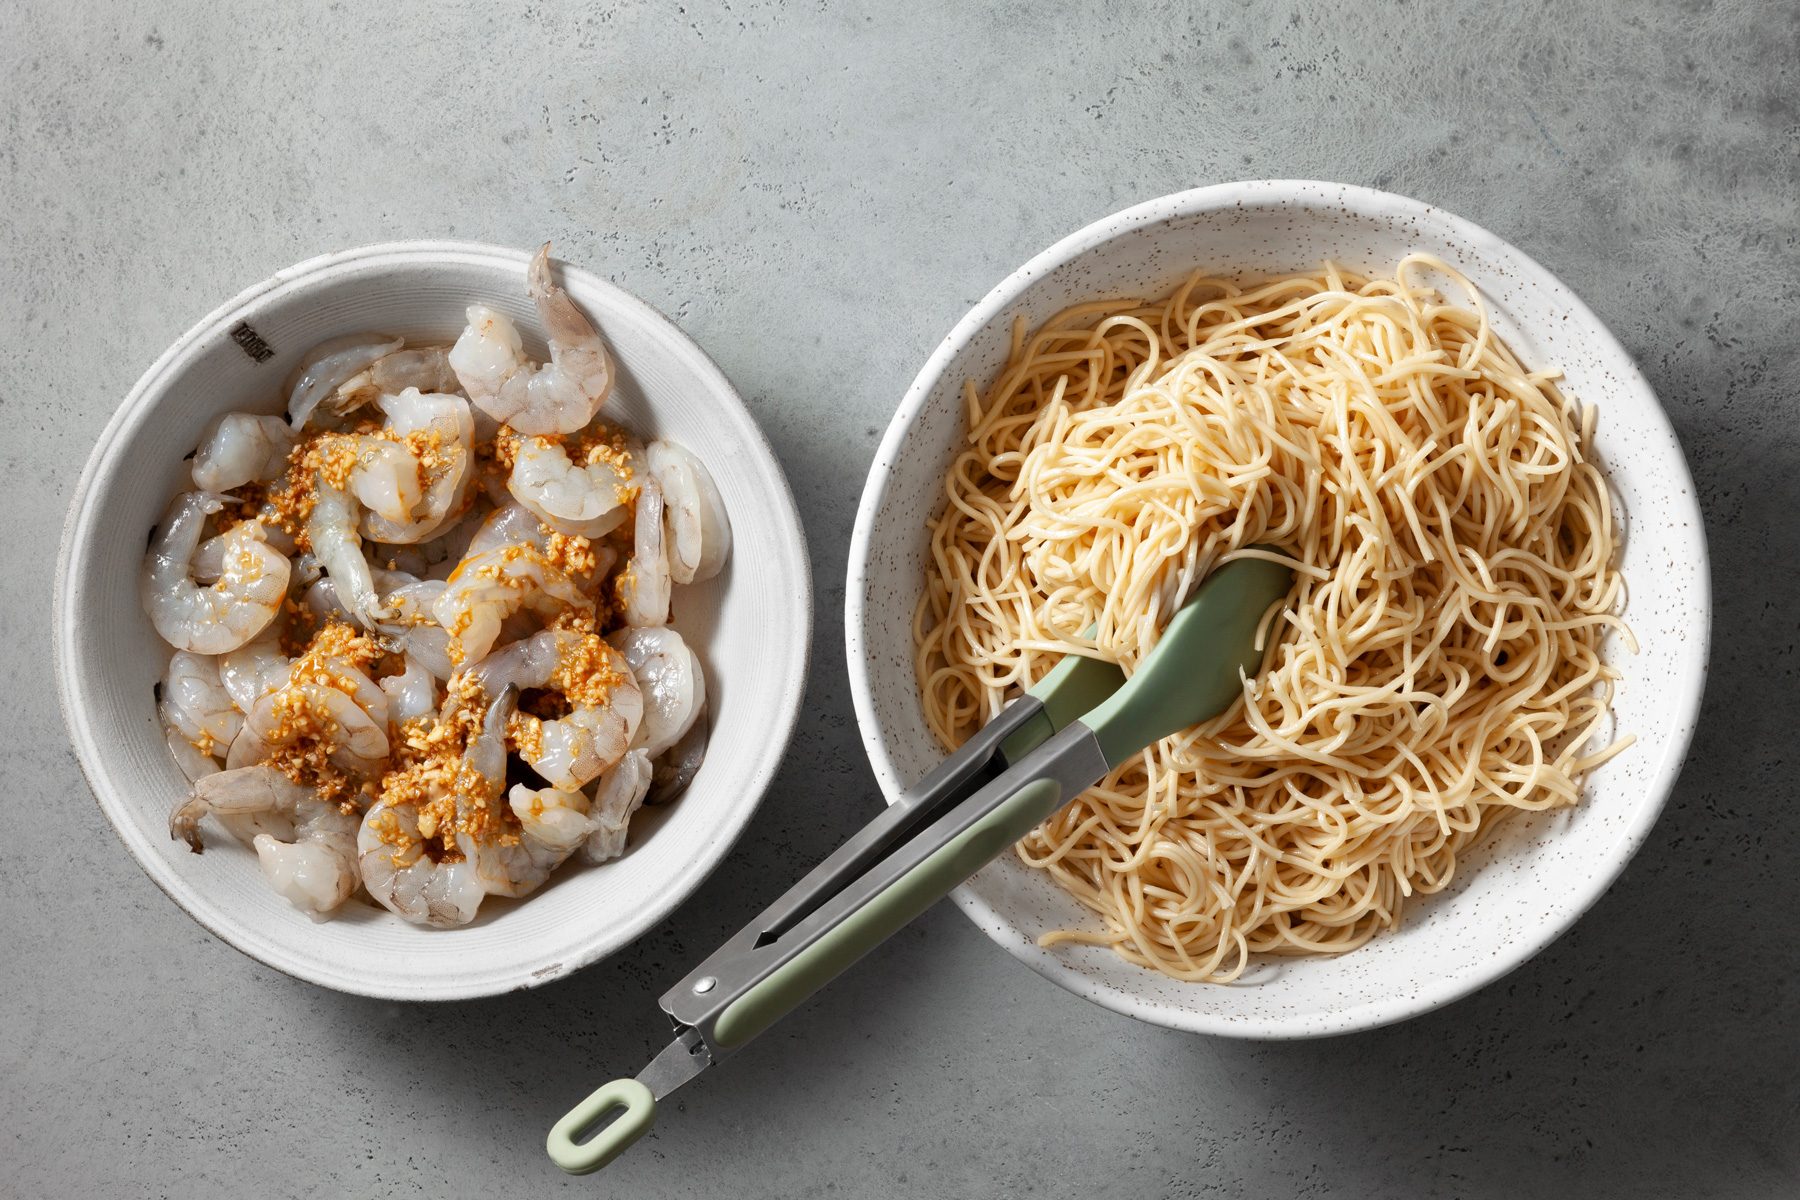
top-left (912, 256), bottom-right (1631, 982)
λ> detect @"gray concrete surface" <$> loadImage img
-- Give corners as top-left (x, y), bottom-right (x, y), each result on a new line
top-left (3, 1), bottom-right (1795, 1196)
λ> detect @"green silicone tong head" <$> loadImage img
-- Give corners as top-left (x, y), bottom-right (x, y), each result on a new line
top-left (547, 552), bottom-right (1295, 1175)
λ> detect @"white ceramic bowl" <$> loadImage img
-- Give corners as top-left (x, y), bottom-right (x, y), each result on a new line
top-left (847, 181), bottom-right (1709, 1038)
top-left (57, 241), bottom-right (811, 1000)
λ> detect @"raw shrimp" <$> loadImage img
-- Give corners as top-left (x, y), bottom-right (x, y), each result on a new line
top-left (302, 575), bottom-right (354, 625)
top-left (171, 765), bottom-right (360, 916)
top-left (190, 517), bottom-right (297, 584)
top-left (468, 499), bottom-right (621, 590)
top-left (161, 704), bottom-right (221, 783)
top-left (608, 626), bottom-right (704, 757)
top-left (359, 389), bottom-right (475, 544)
top-left (287, 334), bottom-right (404, 428)
top-left (408, 506), bottom-right (485, 581)
top-left (306, 481), bottom-right (388, 628)
top-left (645, 441), bottom-right (731, 584)
top-left (507, 435), bottom-right (631, 537)
top-left (303, 431), bottom-right (425, 627)
top-left (467, 500), bottom-right (552, 557)
top-left (508, 784), bottom-right (595, 855)
top-left (357, 685), bottom-right (512, 927)
top-left (648, 699), bottom-right (708, 804)
top-left (259, 616), bottom-right (390, 728)
top-left (582, 749), bottom-right (652, 864)
top-left (142, 492), bottom-right (291, 654)
top-left (618, 473), bottom-right (671, 626)
top-left (376, 575), bottom-right (454, 680)
top-left (339, 435), bottom-right (425, 524)
top-left (189, 532), bottom-right (230, 584)
top-left (191, 413), bottom-right (296, 493)
top-left (446, 244), bottom-right (614, 435)
top-left (469, 690), bottom-right (577, 898)
top-left (307, 650), bottom-right (391, 730)
top-left (162, 692), bottom-right (294, 847)
top-left (432, 543), bottom-right (592, 667)
top-left (380, 654), bottom-right (439, 729)
top-left (333, 346), bottom-right (462, 412)
top-left (227, 681), bottom-right (390, 777)
top-left (160, 651), bottom-right (243, 752)
top-left (358, 801), bottom-right (487, 927)
top-left (220, 628), bottom-right (291, 711)
top-left (467, 629), bottom-right (642, 790)
top-left (478, 785), bottom-right (585, 899)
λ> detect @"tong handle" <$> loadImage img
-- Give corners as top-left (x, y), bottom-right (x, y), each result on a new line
top-left (545, 1078), bottom-right (656, 1176)
top-left (708, 775), bottom-right (1064, 1049)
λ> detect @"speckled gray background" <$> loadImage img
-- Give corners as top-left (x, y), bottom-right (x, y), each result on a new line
top-left (3, 2), bottom-right (1794, 1196)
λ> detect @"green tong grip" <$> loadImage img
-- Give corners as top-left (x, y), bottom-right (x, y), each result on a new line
top-left (999, 646), bottom-right (1125, 764)
top-left (1081, 554), bottom-right (1293, 767)
top-left (546, 1077), bottom-right (656, 1176)
top-left (710, 775), bottom-right (1064, 1050)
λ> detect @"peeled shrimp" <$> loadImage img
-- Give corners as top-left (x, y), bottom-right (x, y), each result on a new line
top-left (466, 500), bottom-right (616, 589)
top-left (160, 651), bottom-right (243, 752)
top-left (287, 334), bottom-right (403, 428)
top-left (404, 506), bottom-right (485, 581)
top-left (357, 802), bottom-right (487, 928)
top-left (649, 700), bottom-right (709, 804)
top-left (189, 518), bottom-right (296, 585)
top-left (432, 544), bottom-right (593, 667)
top-left (227, 681), bottom-right (389, 778)
top-left (446, 244), bottom-right (614, 435)
top-left (478, 785), bottom-right (585, 899)
top-left (306, 481), bottom-right (389, 628)
top-left (161, 704), bottom-right (222, 783)
top-left (375, 575), bottom-right (454, 680)
top-left (508, 784), bottom-right (595, 855)
top-left (582, 749), bottom-right (652, 864)
top-left (142, 492), bottom-right (290, 654)
top-left (171, 765), bottom-right (359, 916)
top-left (219, 628), bottom-right (291, 711)
top-left (191, 413), bottom-right (296, 493)
top-left (618, 473), bottom-right (671, 627)
top-left (334, 346), bottom-right (462, 412)
top-left (608, 626), bottom-right (704, 757)
top-left (341, 436), bottom-right (426, 524)
top-left (309, 651), bottom-right (391, 731)
top-left (468, 691), bottom-right (576, 898)
top-left (645, 441), bottom-right (730, 585)
top-left (303, 430), bottom-right (427, 628)
top-left (466, 500), bottom-right (550, 558)
top-left (467, 629), bottom-right (642, 790)
top-left (302, 575), bottom-right (355, 625)
top-left (507, 434), bottom-right (631, 537)
top-left (357, 685), bottom-right (511, 927)
top-left (162, 695), bottom-right (292, 847)
top-left (359, 389), bottom-right (475, 544)
top-left (380, 653), bottom-right (439, 730)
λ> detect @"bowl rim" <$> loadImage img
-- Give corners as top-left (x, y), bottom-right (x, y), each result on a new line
top-left (55, 238), bottom-right (813, 1001)
top-left (844, 179), bottom-right (1711, 1038)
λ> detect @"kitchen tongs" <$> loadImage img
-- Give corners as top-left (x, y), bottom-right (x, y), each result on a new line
top-left (547, 553), bottom-right (1294, 1175)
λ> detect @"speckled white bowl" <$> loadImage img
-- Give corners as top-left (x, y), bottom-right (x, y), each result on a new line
top-left (57, 241), bottom-right (811, 1001)
top-left (847, 181), bottom-right (1709, 1038)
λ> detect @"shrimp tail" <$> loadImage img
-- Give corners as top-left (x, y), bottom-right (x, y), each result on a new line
top-left (172, 765), bottom-right (312, 852)
top-left (170, 793), bottom-right (211, 852)
top-left (526, 243), bottom-right (596, 345)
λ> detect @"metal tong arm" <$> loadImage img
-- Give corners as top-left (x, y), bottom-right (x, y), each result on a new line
top-left (658, 700), bottom-right (1097, 1047)
top-left (702, 693), bottom-right (1047, 963)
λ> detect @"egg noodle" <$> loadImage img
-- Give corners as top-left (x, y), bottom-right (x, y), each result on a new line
top-left (912, 256), bottom-right (1631, 982)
